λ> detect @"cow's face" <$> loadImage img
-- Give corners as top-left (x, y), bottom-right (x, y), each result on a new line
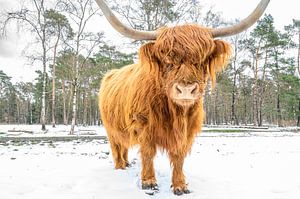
top-left (159, 53), bottom-right (209, 107)
top-left (140, 25), bottom-right (231, 107)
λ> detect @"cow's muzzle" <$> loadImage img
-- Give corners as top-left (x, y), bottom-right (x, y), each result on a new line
top-left (171, 82), bottom-right (201, 106)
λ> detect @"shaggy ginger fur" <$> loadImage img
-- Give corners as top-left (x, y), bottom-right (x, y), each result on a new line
top-left (99, 24), bottom-right (231, 194)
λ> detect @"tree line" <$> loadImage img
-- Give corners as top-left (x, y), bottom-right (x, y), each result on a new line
top-left (0, 0), bottom-right (299, 130)
top-left (0, 45), bottom-right (133, 128)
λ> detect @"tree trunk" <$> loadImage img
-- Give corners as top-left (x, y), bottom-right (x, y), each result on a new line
top-left (223, 92), bottom-right (228, 125)
top-left (277, 93), bottom-right (283, 127)
top-left (30, 100), bottom-right (33, 124)
top-left (274, 51), bottom-right (283, 127)
top-left (70, 50), bottom-right (79, 134)
top-left (89, 98), bottom-right (93, 125)
top-left (253, 44), bottom-right (261, 126)
top-left (212, 91), bottom-right (216, 125)
top-left (231, 72), bottom-right (237, 125)
top-left (258, 51), bottom-right (268, 126)
top-left (297, 98), bottom-right (300, 126)
top-left (204, 88), bottom-right (211, 124)
top-left (16, 99), bottom-right (20, 124)
top-left (244, 95), bottom-right (247, 125)
top-left (62, 80), bottom-right (67, 125)
top-left (214, 88), bottom-right (219, 125)
top-left (51, 31), bottom-right (61, 127)
top-left (41, 41), bottom-right (47, 131)
top-left (230, 37), bottom-right (240, 125)
top-left (297, 27), bottom-right (300, 75)
top-left (51, 53), bottom-right (56, 127)
top-left (240, 74), bottom-right (248, 125)
top-left (66, 82), bottom-right (73, 124)
top-left (258, 100), bottom-right (263, 126)
top-left (83, 86), bottom-right (88, 126)
top-left (70, 79), bottom-right (78, 134)
top-left (297, 27), bottom-right (300, 127)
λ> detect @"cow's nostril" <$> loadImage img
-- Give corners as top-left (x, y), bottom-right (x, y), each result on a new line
top-left (191, 83), bottom-right (199, 94)
top-left (191, 87), bottom-right (197, 94)
top-left (176, 85), bottom-right (182, 94)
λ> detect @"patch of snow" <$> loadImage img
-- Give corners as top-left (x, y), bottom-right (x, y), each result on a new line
top-left (0, 125), bottom-right (106, 137)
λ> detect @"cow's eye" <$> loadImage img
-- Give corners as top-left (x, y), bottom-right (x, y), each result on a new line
top-left (193, 63), bottom-right (200, 68)
top-left (166, 64), bottom-right (173, 70)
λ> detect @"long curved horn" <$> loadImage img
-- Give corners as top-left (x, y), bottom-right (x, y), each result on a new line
top-left (95, 0), bottom-right (157, 40)
top-left (212, 0), bottom-right (270, 38)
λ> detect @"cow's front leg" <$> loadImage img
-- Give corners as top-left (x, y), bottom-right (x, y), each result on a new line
top-left (169, 151), bottom-right (190, 195)
top-left (140, 143), bottom-right (158, 190)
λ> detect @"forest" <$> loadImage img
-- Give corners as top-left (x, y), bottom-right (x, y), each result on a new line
top-left (0, 0), bottom-right (299, 132)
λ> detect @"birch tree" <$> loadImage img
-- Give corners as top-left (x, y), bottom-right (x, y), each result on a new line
top-left (59, 0), bottom-right (103, 134)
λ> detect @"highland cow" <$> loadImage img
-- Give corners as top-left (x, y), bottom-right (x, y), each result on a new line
top-left (96, 0), bottom-right (270, 195)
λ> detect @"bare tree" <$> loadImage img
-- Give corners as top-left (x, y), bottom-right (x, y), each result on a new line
top-left (45, 9), bottom-right (73, 127)
top-left (3, 0), bottom-right (53, 130)
top-left (229, 31), bottom-right (247, 125)
top-left (58, 0), bottom-right (103, 134)
top-left (110, 0), bottom-right (193, 31)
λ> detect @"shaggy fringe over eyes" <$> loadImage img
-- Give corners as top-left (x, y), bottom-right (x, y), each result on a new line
top-left (140, 24), bottom-right (231, 87)
top-left (208, 39), bottom-right (232, 87)
top-left (152, 25), bottom-right (215, 64)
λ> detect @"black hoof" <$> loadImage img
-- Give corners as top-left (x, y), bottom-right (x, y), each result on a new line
top-left (142, 183), bottom-right (159, 191)
top-left (174, 189), bottom-right (184, 196)
top-left (183, 189), bottom-right (191, 194)
top-left (145, 191), bottom-right (155, 196)
top-left (174, 188), bottom-right (190, 195)
top-left (125, 162), bottom-right (131, 167)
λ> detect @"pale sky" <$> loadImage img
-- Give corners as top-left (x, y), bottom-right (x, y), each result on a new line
top-left (0, 0), bottom-right (299, 83)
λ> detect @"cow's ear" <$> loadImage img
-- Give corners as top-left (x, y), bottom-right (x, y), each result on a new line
top-left (139, 42), bottom-right (155, 63)
top-left (139, 42), bottom-right (159, 73)
top-left (208, 39), bottom-right (232, 86)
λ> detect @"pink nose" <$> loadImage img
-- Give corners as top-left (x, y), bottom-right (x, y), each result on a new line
top-left (173, 83), bottom-right (199, 99)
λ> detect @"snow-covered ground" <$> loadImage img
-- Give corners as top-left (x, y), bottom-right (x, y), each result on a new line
top-left (0, 126), bottom-right (300, 199)
top-left (0, 124), bottom-right (299, 137)
top-left (0, 125), bottom-right (107, 137)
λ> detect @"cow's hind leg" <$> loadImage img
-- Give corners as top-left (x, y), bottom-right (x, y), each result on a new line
top-left (140, 143), bottom-right (158, 190)
top-left (121, 147), bottom-right (130, 167)
top-left (108, 135), bottom-right (128, 169)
